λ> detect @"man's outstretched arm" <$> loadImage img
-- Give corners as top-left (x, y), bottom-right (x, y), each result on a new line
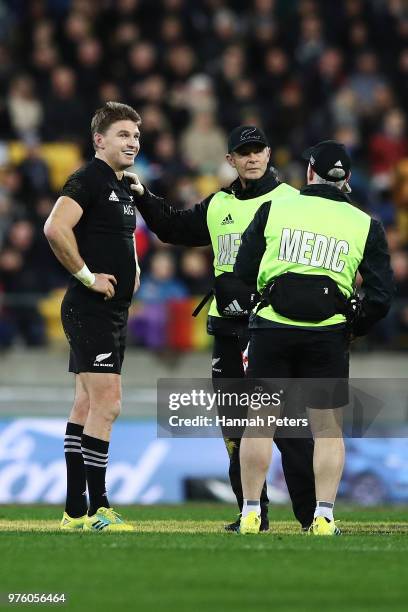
top-left (125, 172), bottom-right (211, 247)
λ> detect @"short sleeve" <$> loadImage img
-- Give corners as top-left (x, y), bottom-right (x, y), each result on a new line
top-left (61, 172), bottom-right (92, 210)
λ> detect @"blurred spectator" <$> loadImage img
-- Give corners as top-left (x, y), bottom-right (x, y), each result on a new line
top-left (137, 251), bottom-right (187, 304)
top-left (7, 75), bottom-right (43, 140)
top-left (369, 109), bottom-right (408, 188)
top-left (171, 175), bottom-right (203, 209)
top-left (249, 19), bottom-right (280, 67)
top-left (180, 249), bottom-right (212, 295)
top-left (63, 11), bottom-right (91, 53)
top-left (42, 66), bottom-right (87, 141)
top-left (166, 43), bottom-right (196, 82)
top-left (216, 44), bottom-right (246, 93)
top-left (181, 111), bottom-right (226, 174)
top-left (267, 82), bottom-right (307, 151)
top-left (0, 165), bottom-right (26, 225)
top-left (185, 74), bottom-right (217, 115)
top-left (160, 14), bottom-right (185, 47)
top-left (213, 8), bottom-right (240, 48)
top-left (97, 81), bottom-right (123, 105)
top-left (31, 19), bottom-right (55, 49)
top-left (138, 104), bottom-right (170, 159)
top-left (19, 141), bottom-right (51, 200)
top-left (132, 74), bottom-right (166, 107)
top-left (251, 0), bottom-right (277, 24)
top-left (348, 21), bottom-right (370, 53)
top-left (31, 44), bottom-right (60, 97)
top-left (295, 15), bottom-right (325, 67)
top-left (128, 42), bottom-right (157, 82)
top-left (258, 48), bottom-right (291, 102)
top-left (148, 131), bottom-right (190, 197)
top-left (76, 38), bottom-right (104, 100)
top-left (0, 220), bottom-right (47, 347)
top-left (129, 250), bottom-right (187, 349)
top-left (349, 51), bottom-right (387, 114)
top-left (312, 48), bottom-right (345, 103)
top-left (331, 87), bottom-right (359, 130)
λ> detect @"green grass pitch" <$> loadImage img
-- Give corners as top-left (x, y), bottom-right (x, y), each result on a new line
top-left (0, 504), bottom-right (407, 612)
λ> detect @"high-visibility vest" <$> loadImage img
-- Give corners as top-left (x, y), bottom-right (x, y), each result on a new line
top-left (206, 183), bottom-right (298, 317)
top-left (256, 190), bottom-right (371, 326)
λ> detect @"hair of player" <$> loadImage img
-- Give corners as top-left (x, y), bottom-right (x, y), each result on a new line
top-left (91, 101), bottom-right (141, 149)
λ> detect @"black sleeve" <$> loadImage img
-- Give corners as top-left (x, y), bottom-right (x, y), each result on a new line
top-left (353, 218), bottom-right (395, 336)
top-left (135, 187), bottom-right (212, 246)
top-left (234, 201), bottom-right (271, 285)
top-left (60, 170), bottom-right (92, 210)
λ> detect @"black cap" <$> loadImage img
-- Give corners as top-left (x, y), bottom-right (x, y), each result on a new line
top-left (302, 140), bottom-right (351, 187)
top-left (228, 125), bottom-right (269, 153)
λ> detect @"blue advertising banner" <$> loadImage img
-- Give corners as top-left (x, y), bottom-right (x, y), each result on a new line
top-left (0, 418), bottom-right (230, 504)
top-left (0, 418), bottom-right (407, 504)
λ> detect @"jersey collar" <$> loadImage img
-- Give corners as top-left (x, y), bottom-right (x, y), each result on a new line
top-left (93, 157), bottom-right (124, 181)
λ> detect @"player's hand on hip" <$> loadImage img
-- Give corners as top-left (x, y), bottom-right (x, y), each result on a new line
top-left (90, 273), bottom-right (117, 300)
top-left (124, 171), bottom-right (144, 196)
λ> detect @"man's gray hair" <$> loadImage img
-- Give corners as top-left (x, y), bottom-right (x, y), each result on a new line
top-left (311, 172), bottom-right (347, 192)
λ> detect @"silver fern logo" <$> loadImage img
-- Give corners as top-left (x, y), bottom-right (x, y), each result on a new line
top-left (95, 352), bottom-right (113, 363)
top-left (240, 127), bottom-right (258, 140)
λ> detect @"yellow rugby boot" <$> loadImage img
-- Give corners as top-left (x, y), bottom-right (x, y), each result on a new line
top-left (83, 507), bottom-right (134, 532)
top-left (308, 516), bottom-right (341, 536)
top-left (239, 511), bottom-right (261, 535)
top-left (60, 511), bottom-right (86, 530)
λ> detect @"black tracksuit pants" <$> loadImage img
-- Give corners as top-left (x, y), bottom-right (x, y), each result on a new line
top-left (212, 334), bottom-right (316, 528)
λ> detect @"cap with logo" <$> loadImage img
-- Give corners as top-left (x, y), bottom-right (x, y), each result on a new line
top-left (228, 125), bottom-right (269, 153)
top-left (302, 140), bottom-right (352, 192)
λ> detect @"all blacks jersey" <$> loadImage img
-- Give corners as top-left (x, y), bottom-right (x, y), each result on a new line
top-left (61, 157), bottom-right (136, 307)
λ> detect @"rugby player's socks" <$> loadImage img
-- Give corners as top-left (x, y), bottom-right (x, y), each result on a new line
top-left (314, 501), bottom-right (334, 521)
top-left (64, 422), bottom-right (87, 518)
top-left (81, 434), bottom-right (110, 516)
top-left (242, 499), bottom-right (261, 518)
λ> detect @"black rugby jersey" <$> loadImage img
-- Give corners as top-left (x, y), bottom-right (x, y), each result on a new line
top-left (61, 157), bottom-right (136, 306)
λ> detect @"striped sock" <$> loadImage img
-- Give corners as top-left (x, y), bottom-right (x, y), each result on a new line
top-left (64, 422), bottom-right (87, 518)
top-left (82, 434), bottom-right (110, 516)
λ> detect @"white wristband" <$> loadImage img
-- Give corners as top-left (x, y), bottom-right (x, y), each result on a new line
top-left (74, 264), bottom-right (96, 288)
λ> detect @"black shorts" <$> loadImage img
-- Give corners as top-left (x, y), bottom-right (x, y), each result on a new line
top-left (61, 295), bottom-right (128, 374)
top-left (247, 327), bottom-right (350, 408)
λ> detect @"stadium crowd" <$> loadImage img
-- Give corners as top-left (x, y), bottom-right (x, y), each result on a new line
top-left (0, 0), bottom-right (407, 349)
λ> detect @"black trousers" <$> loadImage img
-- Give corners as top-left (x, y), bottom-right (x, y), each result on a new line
top-left (212, 334), bottom-right (316, 528)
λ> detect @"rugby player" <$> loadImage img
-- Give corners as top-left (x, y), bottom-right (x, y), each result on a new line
top-left (44, 102), bottom-right (141, 531)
